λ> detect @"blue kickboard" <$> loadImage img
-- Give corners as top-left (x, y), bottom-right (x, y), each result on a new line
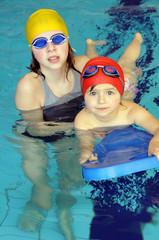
top-left (82, 126), bottom-right (159, 181)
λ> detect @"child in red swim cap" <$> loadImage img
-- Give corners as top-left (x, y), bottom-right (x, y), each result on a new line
top-left (74, 56), bottom-right (159, 165)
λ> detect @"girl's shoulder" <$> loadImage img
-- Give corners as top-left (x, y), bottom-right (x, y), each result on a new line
top-left (19, 71), bottom-right (40, 82)
top-left (15, 72), bottom-right (44, 110)
top-left (17, 72), bottom-right (41, 91)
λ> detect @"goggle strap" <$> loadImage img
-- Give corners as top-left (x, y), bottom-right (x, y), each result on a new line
top-left (119, 76), bottom-right (125, 94)
top-left (72, 47), bottom-right (77, 52)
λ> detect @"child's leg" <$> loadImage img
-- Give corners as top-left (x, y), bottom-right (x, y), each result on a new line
top-left (118, 32), bottom-right (143, 86)
top-left (85, 39), bottom-right (106, 59)
top-left (118, 32), bottom-right (143, 66)
top-left (118, 33), bottom-right (143, 101)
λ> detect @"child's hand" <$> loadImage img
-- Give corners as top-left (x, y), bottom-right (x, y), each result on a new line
top-left (148, 140), bottom-right (159, 161)
top-left (93, 131), bottom-right (107, 140)
top-left (79, 150), bottom-right (98, 165)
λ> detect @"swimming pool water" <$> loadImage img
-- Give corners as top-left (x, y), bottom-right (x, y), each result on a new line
top-left (1, 0), bottom-right (159, 239)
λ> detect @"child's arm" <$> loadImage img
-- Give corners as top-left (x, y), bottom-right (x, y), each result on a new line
top-left (130, 103), bottom-right (159, 160)
top-left (75, 129), bottom-right (98, 164)
top-left (148, 128), bottom-right (159, 160)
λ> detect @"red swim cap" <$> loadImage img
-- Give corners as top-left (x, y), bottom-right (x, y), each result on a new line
top-left (80, 57), bottom-right (125, 96)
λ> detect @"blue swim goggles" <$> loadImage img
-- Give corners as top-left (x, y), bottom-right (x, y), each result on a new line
top-left (29, 33), bottom-right (68, 49)
top-left (81, 65), bottom-right (124, 88)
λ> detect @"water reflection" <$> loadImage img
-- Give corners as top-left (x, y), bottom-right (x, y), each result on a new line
top-left (88, 168), bottom-right (159, 240)
top-left (9, 121), bottom-right (84, 240)
top-left (6, 120), bottom-right (159, 240)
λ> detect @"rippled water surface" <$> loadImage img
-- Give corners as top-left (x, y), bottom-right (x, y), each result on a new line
top-left (0, 0), bottom-right (159, 239)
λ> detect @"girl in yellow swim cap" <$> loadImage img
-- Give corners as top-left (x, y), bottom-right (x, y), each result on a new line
top-left (25, 9), bottom-right (77, 81)
top-left (15, 9), bottom-right (91, 124)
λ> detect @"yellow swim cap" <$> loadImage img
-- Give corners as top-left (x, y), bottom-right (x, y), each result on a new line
top-left (25, 9), bottom-right (68, 45)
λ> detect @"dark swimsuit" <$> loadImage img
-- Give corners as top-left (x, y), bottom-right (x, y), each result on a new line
top-left (41, 69), bottom-right (84, 122)
top-left (21, 69), bottom-right (83, 141)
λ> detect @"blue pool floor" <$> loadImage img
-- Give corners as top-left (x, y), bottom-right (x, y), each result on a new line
top-left (1, 175), bottom-right (159, 240)
top-left (0, 185), bottom-right (94, 239)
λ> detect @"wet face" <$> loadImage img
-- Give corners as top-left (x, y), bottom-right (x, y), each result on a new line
top-left (85, 84), bottom-right (121, 119)
top-left (31, 30), bottom-right (69, 73)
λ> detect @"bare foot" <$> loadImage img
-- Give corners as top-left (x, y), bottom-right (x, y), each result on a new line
top-left (85, 39), bottom-right (106, 58)
top-left (86, 39), bottom-right (106, 46)
top-left (18, 202), bottom-right (44, 232)
top-left (134, 32), bottom-right (143, 43)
